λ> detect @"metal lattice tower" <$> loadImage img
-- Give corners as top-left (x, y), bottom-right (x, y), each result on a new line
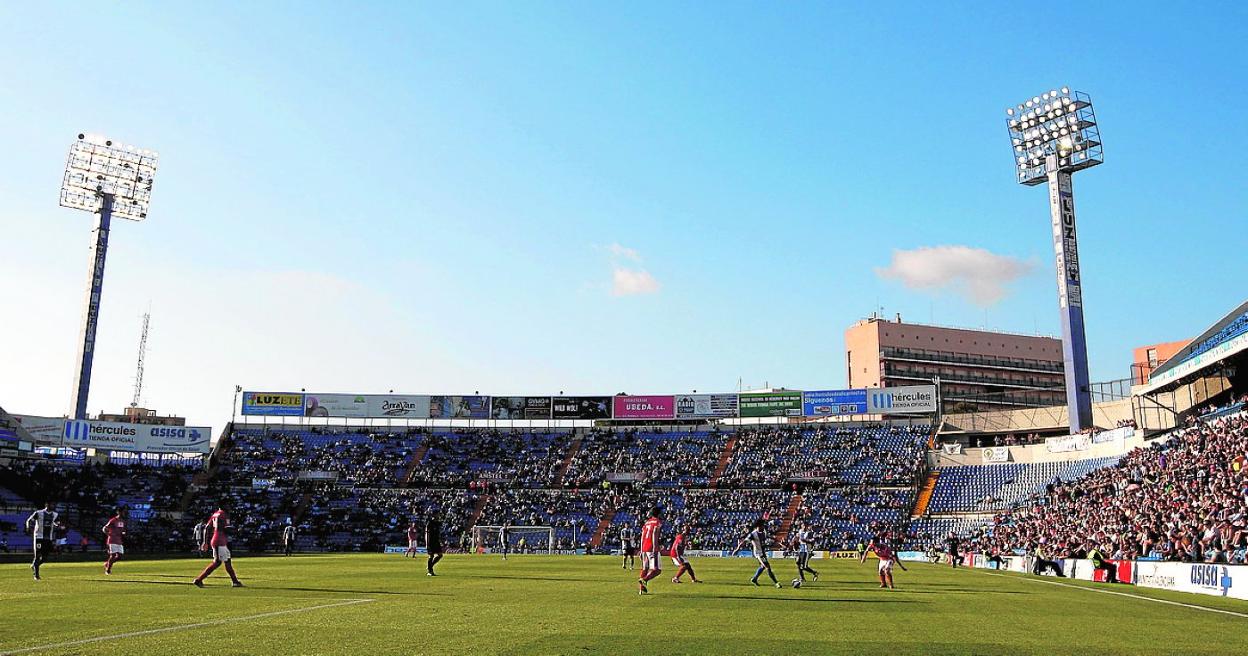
top-left (130, 311), bottom-right (150, 408)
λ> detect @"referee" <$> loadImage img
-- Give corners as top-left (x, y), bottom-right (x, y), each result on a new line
top-left (26, 501), bottom-right (58, 580)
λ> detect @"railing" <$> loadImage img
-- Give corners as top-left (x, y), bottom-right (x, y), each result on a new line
top-left (882, 346), bottom-right (1065, 374)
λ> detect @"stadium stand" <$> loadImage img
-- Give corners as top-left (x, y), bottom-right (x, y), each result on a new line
top-left (0, 422), bottom-right (931, 555)
top-left (957, 412), bottom-right (1248, 563)
top-left (926, 457), bottom-right (1119, 513)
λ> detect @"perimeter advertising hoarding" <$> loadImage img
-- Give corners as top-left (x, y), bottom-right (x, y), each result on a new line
top-left (365, 395), bottom-right (431, 419)
top-left (429, 395), bottom-right (491, 419)
top-left (490, 396), bottom-right (552, 420)
top-left (674, 393), bottom-right (738, 419)
top-left (612, 395), bottom-right (676, 420)
top-left (303, 393), bottom-right (369, 418)
top-left (15, 415), bottom-right (212, 454)
top-left (241, 391), bottom-right (305, 416)
top-left (865, 385), bottom-right (937, 414)
top-left (802, 389), bottom-right (868, 416)
top-left (738, 391), bottom-right (803, 418)
top-left (551, 396), bottom-right (612, 419)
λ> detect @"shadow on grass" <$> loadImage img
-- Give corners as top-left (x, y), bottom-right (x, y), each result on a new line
top-left (699, 595), bottom-right (921, 603)
top-left (94, 579), bottom-right (438, 596)
top-left (453, 573), bottom-right (607, 584)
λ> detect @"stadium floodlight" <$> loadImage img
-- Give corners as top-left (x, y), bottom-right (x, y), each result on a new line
top-left (60, 133), bottom-right (160, 419)
top-left (1004, 88), bottom-right (1101, 432)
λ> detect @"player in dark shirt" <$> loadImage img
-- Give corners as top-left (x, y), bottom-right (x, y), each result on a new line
top-left (946, 535), bottom-right (962, 568)
top-left (425, 516), bottom-right (444, 576)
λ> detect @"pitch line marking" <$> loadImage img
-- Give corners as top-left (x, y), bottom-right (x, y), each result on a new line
top-left (979, 570), bottom-right (1248, 619)
top-left (0, 598), bottom-right (374, 655)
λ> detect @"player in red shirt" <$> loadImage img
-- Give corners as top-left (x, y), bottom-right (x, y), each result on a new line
top-left (193, 506), bottom-right (243, 588)
top-left (102, 507), bottom-right (127, 575)
top-left (405, 521), bottom-right (420, 558)
top-left (860, 535), bottom-right (907, 589)
top-left (637, 507), bottom-right (664, 594)
top-left (669, 525), bottom-right (701, 584)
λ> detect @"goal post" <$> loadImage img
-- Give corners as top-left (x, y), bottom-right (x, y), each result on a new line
top-left (472, 525), bottom-right (556, 555)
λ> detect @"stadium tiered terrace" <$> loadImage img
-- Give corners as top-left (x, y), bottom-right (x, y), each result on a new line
top-left (0, 423), bottom-right (930, 555)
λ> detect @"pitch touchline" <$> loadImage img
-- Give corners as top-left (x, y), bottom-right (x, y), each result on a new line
top-left (1, 598), bottom-right (374, 655)
top-left (978, 571), bottom-right (1248, 619)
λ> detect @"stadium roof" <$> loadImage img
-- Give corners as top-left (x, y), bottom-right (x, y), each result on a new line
top-left (1141, 299), bottom-right (1248, 393)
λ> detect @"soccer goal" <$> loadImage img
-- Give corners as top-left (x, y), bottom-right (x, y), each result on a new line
top-left (472, 525), bottom-right (556, 555)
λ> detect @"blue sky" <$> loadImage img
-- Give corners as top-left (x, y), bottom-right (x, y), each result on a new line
top-left (1, 2), bottom-right (1245, 427)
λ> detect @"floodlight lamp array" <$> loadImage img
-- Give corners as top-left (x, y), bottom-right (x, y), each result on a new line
top-left (1005, 88), bottom-right (1102, 185)
top-left (59, 133), bottom-right (159, 221)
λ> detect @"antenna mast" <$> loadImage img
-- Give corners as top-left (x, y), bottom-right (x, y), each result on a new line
top-left (130, 311), bottom-right (150, 408)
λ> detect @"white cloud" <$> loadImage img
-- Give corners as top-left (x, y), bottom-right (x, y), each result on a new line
top-left (602, 243), bottom-right (660, 297)
top-left (876, 245), bottom-right (1035, 306)
top-left (612, 268), bottom-right (661, 296)
top-left (606, 243), bottom-right (641, 261)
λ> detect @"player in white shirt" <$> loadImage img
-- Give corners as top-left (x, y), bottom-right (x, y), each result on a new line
top-left (282, 524), bottom-right (297, 556)
top-left (620, 525), bottom-right (636, 570)
top-left (26, 502), bottom-right (58, 581)
top-left (792, 522), bottom-right (820, 583)
top-left (732, 519), bottom-right (781, 588)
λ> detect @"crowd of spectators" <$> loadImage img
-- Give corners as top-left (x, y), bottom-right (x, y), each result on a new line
top-left (720, 425), bottom-right (927, 487)
top-left (562, 429), bottom-right (723, 488)
top-left (1, 421), bottom-right (934, 555)
top-left (958, 413), bottom-right (1248, 564)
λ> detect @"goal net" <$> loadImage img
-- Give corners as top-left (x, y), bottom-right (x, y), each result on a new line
top-left (472, 525), bottom-right (556, 555)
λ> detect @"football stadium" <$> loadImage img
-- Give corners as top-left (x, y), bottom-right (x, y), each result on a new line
top-left (3, 4), bottom-right (1247, 656)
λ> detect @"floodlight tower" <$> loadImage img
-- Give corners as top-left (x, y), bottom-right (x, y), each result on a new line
top-left (1005, 88), bottom-right (1103, 432)
top-left (59, 134), bottom-right (159, 420)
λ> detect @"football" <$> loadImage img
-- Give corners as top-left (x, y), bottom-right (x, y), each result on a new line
top-left (791, 578), bottom-right (803, 588)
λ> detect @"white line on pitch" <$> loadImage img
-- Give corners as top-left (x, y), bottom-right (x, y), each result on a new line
top-left (1, 598), bottom-right (374, 655)
top-left (978, 570), bottom-right (1248, 619)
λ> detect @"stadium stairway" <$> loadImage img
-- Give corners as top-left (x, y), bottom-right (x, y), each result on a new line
top-left (708, 435), bottom-right (738, 489)
top-left (588, 509), bottom-right (616, 549)
top-left (553, 437), bottom-right (582, 485)
top-left (774, 494), bottom-right (803, 545)
top-left (466, 494), bottom-right (490, 531)
top-left (911, 471), bottom-right (939, 518)
top-left (401, 444), bottom-right (431, 485)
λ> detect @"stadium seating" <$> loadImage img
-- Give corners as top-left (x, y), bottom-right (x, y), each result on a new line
top-left (926, 457), bottom-right (1119, 513)
top-left (0, 422), bottom-right (933, 554)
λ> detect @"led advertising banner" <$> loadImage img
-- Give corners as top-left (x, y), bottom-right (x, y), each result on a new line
top-left (673, 393), bottom-right (738, 419)
top-left (303, 393), bottom-right (369, 418)
top-left (241, 391), bottom-right (305, 416)
top-left (490, 396), bottom-right (552, 420)
top-left (612, 395), bottom-right (676, 420)
top-left (364, 395), bottom-right (431, 419)
top-left (551, 396), bottom-right (612, 420)
top-left (802, 389), bottom-right (868, 417)
top-left (429, 395), bottom-right (491, 419)
top-left (738, 391), bottom-right (803, 418)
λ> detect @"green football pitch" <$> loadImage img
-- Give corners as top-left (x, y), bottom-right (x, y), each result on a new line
top-left (3, 554), bottom-right (1246, 655)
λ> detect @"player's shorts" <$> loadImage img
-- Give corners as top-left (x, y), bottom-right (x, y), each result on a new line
top-left (408, 539), bottom-right (418, 549)
top-left (878, 558), bottom-right (894, 574)
top-left (624, 546), bottom-right (636, 556)
top-left (754, 553), bottom-right (770, 566)
top-left (641, 552), bottom-right (660, 571)
top-left (34, 538), bottom-right (53, 554)
top-left (108, 543), bottom-right (124, 555)
top-left (427, 543), bottom-right (443, 555)
top-left (671, 555), bottom-right (687, 567)
top-left (211, 546), bottom-right (232, 561)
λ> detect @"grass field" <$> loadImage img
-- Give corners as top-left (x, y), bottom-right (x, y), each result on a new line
top-left (3, 554), bottom-right (1247, 655)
